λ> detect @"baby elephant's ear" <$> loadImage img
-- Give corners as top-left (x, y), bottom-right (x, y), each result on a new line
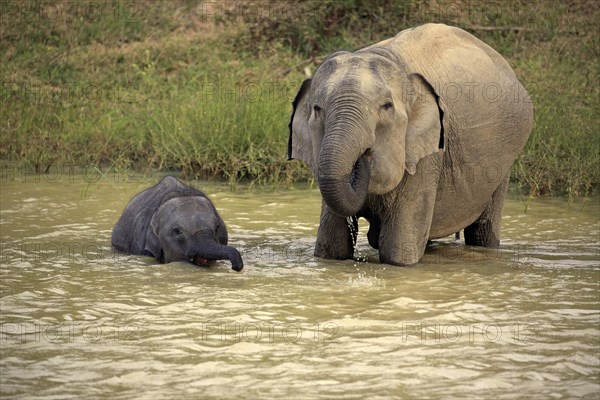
top-left (215, 217), bottom-right (229, 245)
top-left (144, 213), bottom-right (163, 261)
top-left (288, 78), bottom-right (317, 171)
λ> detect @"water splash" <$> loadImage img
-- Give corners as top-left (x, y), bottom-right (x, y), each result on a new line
top-left (347, 216), bottom-right (367, 263)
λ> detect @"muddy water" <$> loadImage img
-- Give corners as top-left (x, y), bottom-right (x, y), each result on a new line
top-left (1, 176), bottom-right (599, 399)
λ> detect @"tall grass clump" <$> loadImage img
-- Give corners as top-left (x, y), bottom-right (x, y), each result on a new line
top-left (139, 74), bottom-right (310, 184)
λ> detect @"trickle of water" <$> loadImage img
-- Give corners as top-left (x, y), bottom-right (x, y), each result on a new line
top-left (346, 216), bottom-right (358, 246)
top-left (347, 216), bottom-right (367, 263)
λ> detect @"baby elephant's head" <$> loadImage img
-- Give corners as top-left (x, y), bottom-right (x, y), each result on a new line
top-left (145, 196), bottom-right (243, 271)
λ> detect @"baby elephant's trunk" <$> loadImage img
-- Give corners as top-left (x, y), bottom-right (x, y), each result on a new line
top-left (189, 240), bottom-right (244, 272)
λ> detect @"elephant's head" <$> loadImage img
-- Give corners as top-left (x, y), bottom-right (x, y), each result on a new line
top-left (144, 196), bottom-right (243, 271)
top-left (289, 51), bottom-right (444, 216)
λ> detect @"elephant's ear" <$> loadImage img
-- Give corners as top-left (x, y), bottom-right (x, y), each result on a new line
top-left (215, 216), bottom-right (228, 245)
top-left (288, 78), bottom-right (316, 171)
top-left (144, 213), bottom-right (163, 262)
top-left (404, 73), bottom-right (445, 175)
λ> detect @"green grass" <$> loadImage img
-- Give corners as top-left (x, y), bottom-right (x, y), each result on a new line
top-left (1, 1), bottom-right (311, 185)
top-left (1, 0), bottom-right (598, 195)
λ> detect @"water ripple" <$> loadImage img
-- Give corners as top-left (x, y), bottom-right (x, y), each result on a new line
top-left (1, 181), bottom-right (599, 399)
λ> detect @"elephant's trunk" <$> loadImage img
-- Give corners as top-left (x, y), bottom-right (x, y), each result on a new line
top-left (318, 110), bottom-right (371, 217)
top-left (187, 239), bottom-right (243, 271)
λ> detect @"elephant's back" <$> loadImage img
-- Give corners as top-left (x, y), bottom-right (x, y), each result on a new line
top-left (393, 24), bottom-right (518, 79)
top-left (387, 23), bottom-right (533, 146)
top-left (111, 176), bottom-right (208, 254)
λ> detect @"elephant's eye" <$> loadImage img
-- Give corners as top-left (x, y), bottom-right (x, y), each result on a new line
top-left (172, 227), bottom-right (182, 235)
top-left (381, 102), bottom-right (394, 111)
top-left (313, 105), bottom-right (322, 114)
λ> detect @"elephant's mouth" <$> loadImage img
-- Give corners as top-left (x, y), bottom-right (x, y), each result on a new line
top-left (350, 148), bottom-right (372, 187)
top-left (192, 255), bottom-right (210, 267)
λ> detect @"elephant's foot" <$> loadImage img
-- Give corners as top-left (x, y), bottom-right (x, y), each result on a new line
top-left (380, 253), bottom-right (419, 266)
top-left (464, 220), bottom-right (499, 248)
top-left (379, 238), bottom-right (428, 266)
top-left (314, 241), bottom-right (354, 260)
top-left (314, 221), bottom-right (355, 260)
top-left (314, 203), bottom-right (356, 260)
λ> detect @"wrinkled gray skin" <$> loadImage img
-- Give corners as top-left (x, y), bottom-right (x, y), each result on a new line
top-left (288, 24), bottom-right (533, 266)
top-left (112, 176), bottom-right (243, 271)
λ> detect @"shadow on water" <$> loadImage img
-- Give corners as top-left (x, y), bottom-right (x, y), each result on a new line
top-left (1, 177), bottom-right (599, 399)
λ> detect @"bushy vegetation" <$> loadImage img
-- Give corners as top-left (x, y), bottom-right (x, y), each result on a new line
top-left (1, 0), bottom-right (598, 195)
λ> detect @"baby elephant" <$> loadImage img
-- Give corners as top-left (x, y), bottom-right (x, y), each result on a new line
top-left (112, 176), bottom-right (243, 271)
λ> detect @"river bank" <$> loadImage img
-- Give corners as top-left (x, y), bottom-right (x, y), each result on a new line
top-left (2, 0), bottom-right (598, 196)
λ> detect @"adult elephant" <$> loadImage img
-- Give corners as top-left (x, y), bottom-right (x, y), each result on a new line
top-left (112, 176), bottom-right (243, 271)
top-left (288, 23), bottom-right (533, 266)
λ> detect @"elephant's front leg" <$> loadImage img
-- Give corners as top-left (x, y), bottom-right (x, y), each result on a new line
top-left (378, 165), bottom-right (440, 266)
top-left (314, 202), bottom-right (356, 260)
top-left (379, 204), bottom-right (435, 265)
